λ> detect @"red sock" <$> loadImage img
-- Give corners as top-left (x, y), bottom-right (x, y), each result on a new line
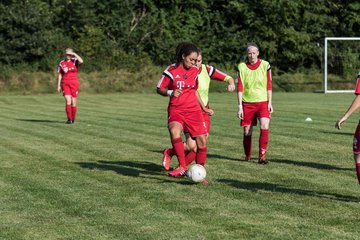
top-left (195, 147), bottom-right (207, 166)
top-left (185, 150), bottom-right (196, 166)
top-left (171, 138), bottom-right (186, 169)
top-left (243, 135), bottom-right (252, 160)
top-left (259, 129), bottom-right (269, 157)
top-left (66, 104), bottom-right (72, 120)
top-left (356, 163), bottom-right (360, 185)
top-left (71, 106), bottom-right (77, 121)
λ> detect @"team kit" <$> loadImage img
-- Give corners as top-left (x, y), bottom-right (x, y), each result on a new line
top-left (57, 43), bottom-right (360, 185)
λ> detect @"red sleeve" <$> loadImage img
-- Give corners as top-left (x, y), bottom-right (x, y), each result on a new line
top-left (237, 71), bottom-right (243, 92)
top-left (194, 66), bottom-right (202, 90)
top-left (157, 74), bottom-right (171, 89)
top-left (267, 68), bottom-right (272, 91)
top-left (57, 64), bottom-right (63, 74)
top-left (157, 65), bottom-right (175, 89)
top-left (355, 75), bottom-right (360, 94)
top-left (206, 65), bottom-right (227, 81)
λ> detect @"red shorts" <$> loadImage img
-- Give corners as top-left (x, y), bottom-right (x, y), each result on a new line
top-left (353, 121), bottom-right (360, 153)
top-left (62, 81), bottom-right (79, 98)
top-left (203, 111), bottom-right (211, 134)
top-left (183, 108), bottom-right (211, 135)
top-left (241, 101), bottom-right (270, 127)
top-left (168, 108), bottom-right (207, 137)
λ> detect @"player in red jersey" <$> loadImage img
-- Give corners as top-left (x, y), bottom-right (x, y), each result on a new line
top-left (237, 43), bottom-right (273, 164)
top-left (335, 71), bottom-right (360, 185)
top-left (162, 50), bottom-right (235, 173)
top-left (157, 43), bottom-right (208, 177)
top-left (57, 48), bottom-right (83, 124)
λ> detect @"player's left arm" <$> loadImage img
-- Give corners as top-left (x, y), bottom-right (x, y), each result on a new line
top-left (267, 65), bottom-right (273, 113)
top-left (73, 52), bottom-right (84, 64)
top-left (206, 65), bottom-right (235, 92)
top-left (226, 77), bottom-right (235, 92)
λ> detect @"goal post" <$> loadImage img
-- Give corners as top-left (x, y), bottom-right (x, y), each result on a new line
top-left (324, 37), bottom-right (360, 93)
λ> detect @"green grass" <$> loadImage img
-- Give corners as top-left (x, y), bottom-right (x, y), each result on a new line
top-left (1, 92), bottom-right (360, 240)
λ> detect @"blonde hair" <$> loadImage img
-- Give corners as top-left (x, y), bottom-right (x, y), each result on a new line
top-left (246, 43), bottom-right (259, 52)
top-left (65, 48), bottom-right (74, 55)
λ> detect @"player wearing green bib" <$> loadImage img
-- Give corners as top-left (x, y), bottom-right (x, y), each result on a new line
top-left (237, 43), bottom-right (273, 164)
top-left (162, 51), bottom-right (235, 179)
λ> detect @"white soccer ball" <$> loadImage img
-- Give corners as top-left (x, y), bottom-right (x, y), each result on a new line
top-left (187, 164), bottom-right (206, 183)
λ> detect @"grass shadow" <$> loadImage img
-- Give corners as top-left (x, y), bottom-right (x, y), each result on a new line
top-left (272, 158), bottom-right (353, 171)
top-left (218, 179), bottom-right (358, 203)
top-left (16, 118), bottom-right (64, 124)
top-left (76, 160), bottom-right (195, 185)
top-left (207, 154), bottom-right (239, 161)
top-left (149, 149), bottom-right (240, 162)
top-left (76, 160), bottom-right (162, 177)
top-left (320, 130), bottom-right (353, 136)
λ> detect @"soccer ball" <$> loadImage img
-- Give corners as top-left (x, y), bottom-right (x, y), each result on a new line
top-left (187, 164), bottom-right (206, 183)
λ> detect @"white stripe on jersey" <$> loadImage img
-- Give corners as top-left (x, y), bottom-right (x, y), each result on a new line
top-left (163, 69), bottom-right (174, 81)
top-left (157, 75), bottom-right (166, 88)
top-left (207, 65), bottom-right (215, 77)
top-left (157, 64), bottom-right (175, 88)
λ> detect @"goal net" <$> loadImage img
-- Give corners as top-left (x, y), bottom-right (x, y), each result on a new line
top-left (324, 37), bottom-right (360, 93)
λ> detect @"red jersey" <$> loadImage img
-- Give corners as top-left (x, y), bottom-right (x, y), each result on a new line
top-left (355, 72), bottom-right (360, 94)
top-left (157, 64), bottom-right (201, 112)
top-left (58, 58), bottom-right (79, 82)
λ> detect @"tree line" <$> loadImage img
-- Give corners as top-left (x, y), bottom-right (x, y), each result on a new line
top-left (0, 0), bottom-right (359, 74)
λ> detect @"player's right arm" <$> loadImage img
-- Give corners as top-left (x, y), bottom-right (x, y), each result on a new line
top-left (336, 75), bottom-right (360, 129)
top-left (57, 65), bottom-right (62, 93)
top-left (237, 70), bottom-right (244, 119)
top-left (156, 66), bottom-right (181, 97)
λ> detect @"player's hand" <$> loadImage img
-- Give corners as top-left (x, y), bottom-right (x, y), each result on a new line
top-left (335, 117), bottom-right (347, 130)
top-left (173, 89), bottom-right (182, 97)
top-left (227, 83), bottom-right (235, 92)
top-left (205, 108), bottom-right (214, 116)
top-left (57, 86), bottom-right (61, 93)
top-left (268, 103), bottom-right (274, 113)
top-left (66, 49), bottom-right (74, 55)
top-left (237, 107), bottom-right (243, 119)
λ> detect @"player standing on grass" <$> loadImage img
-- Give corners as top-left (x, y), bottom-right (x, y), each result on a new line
top-left (57, 48), bottom-right (83, 124)
top-left (162, 50), bottom-right (236, 171)
top-left (157, 42), bottom-right (208, 177)
top-left (335, 71), bottom-right (360, 185)
top-left (237, 43), bottom-right (273, 164)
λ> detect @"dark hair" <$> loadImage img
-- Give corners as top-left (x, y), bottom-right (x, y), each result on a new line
top-left (175, 42), bottom-right (199, 65)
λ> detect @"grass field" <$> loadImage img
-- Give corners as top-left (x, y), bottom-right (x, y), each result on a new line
top-left (1, 92), bottom-right (360, 240)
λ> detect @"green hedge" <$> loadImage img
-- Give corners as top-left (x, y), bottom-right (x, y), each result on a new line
top-left (0, 67), bottom-right (331, 95)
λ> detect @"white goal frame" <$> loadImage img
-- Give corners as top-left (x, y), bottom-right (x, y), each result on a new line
top-left (324, 37), bottom-right (360, 93)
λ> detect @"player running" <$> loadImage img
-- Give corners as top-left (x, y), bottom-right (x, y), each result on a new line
top-left (335, 71), bottom-right (360, 185)
top-left (162, 50), bottom-right (235, 172)
top-left (157, 42), bottom-right (208, 177)
top-left (237, 43), bottom-right (273, 164)
top-left (57, 48), bottom-right (83, 124)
